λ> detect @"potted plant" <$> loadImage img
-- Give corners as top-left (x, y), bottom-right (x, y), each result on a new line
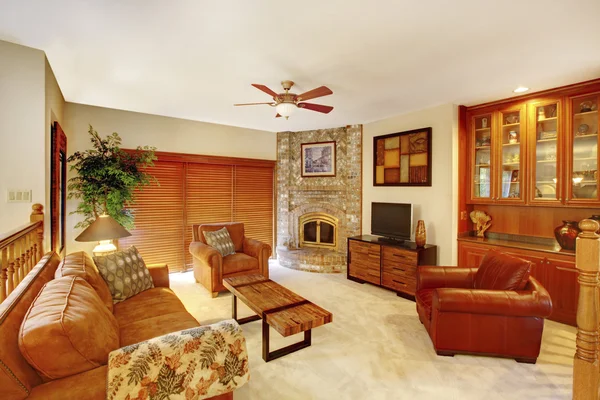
top-left (68, 125), bottom-right (156, 230)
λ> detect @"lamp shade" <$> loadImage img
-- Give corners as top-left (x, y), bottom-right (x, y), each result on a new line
top-left (75, 214), bottom-right (132, 242)
top-left (275, 102), bottom-right (297, 117)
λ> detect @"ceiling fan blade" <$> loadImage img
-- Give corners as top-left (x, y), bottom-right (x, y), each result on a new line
top-left (296, 86), bottom-right (333, 101)
top-left (298, 102), bottom-right (334, 114)
top-left (275, 113), bottom-right (282, 118)
top-left (233, 102), bottom-right (275, 106)
top-left (251, 84), bottom-right (279, 99)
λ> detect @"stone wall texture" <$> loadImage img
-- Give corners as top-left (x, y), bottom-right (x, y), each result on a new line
top-left (276, 125), bottom-right (362, 271)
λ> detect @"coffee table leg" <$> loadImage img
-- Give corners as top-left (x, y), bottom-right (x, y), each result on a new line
top-left (262, 318), bottom-right (312, 362)
top-left (231, 294), bottom-right (261, 325)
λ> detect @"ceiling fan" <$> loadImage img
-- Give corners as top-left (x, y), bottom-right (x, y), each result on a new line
top-left (234, 80), bottom-right (333, 119)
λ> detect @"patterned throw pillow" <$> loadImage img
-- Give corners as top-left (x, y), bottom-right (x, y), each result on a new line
top-left (204, 227), bottom-right (236, 257)
top-left (93, 246), bottom-right (154, 303)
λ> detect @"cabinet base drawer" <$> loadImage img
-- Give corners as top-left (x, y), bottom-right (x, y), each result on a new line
top-left (349, 265), bottom-right (381, 285)
top-left (349, 241), bottom-right (380, 256)
top-left (382, 272), bottom-right (416, 294)
top-left (382, 247), bottom-right (417, 264)
top-left (382, 261), bottom-right (416, 277)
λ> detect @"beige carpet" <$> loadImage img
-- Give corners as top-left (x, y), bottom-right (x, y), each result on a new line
top-left (170, 261), bottom-right (575, 400)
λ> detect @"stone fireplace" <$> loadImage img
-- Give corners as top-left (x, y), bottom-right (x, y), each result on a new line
top-left (276, 125), bottom-right (362, 273)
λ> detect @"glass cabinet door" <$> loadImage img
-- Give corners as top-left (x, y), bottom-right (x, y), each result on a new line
top-left (497, 107), bottom-right (525, 201)
top-left (570, 94), bottom-right (599, 202)
top-left (472, 113), bottom-right (493, 200)
top-left (531, 101), bottom-right (560, 203)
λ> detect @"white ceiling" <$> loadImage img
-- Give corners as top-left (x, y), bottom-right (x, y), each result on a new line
top-left (1, 0), bottom-right (600, 132)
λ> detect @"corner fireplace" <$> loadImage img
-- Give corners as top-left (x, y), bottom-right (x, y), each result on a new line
top-left (299, 212), bottom-right (338, 250)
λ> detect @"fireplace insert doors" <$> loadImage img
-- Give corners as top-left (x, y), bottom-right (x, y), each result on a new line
top-left (299, 212), bottom-right (338, 250)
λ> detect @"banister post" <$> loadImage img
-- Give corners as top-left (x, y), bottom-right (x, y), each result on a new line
top-left (30, 204), bottom-right (44, 260)
top-left (573, 219), bottom-right (600, 400)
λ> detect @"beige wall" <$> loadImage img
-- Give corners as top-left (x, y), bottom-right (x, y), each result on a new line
top-left (0, 40), bottom-right (46, 235)
top-left (63, 102), bottom-right (276, 253)
top-left (362, 104), bottom-right (459, 265)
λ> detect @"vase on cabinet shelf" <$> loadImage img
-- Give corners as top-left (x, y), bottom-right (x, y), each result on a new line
top-left (553, 220), bottom-right (581, 250)
top-left (415, 220), bottom-right (426, 247)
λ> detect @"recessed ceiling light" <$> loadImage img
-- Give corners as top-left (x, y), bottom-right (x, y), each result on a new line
top-left (513, 86), bottom-right (529, 93)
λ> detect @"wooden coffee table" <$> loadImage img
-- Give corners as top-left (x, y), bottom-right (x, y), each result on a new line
top-left (223, 274), bottom-right (332, 362)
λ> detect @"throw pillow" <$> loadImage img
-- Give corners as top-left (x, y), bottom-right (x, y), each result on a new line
top-left (204, 227), bottom-right (236, 257)
top-left (474, 249), bottom-right (531, 291)
top-left (94, 246), bottom-right (154, 303)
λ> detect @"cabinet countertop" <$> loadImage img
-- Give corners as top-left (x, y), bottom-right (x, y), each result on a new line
top-left (349, 235), bottom-right (436, 250)
top-left (458, 236), bottom-right (574, 257)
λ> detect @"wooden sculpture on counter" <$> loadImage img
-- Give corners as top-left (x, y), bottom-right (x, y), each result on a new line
top-left (470, 210), bottom-right (492, 238)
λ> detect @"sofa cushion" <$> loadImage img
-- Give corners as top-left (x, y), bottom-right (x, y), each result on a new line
top-left (223, 253), bottom-right (259, 275)
top-left (55, 251), bottom-right (113, 312)
top-left (113, 287), bottom-right (188, 327)
top-left (119, 311), bottom-right (200, 346)
top-left (28, 366), bottom-right (107, 400)
top-left (93, 246), bottom-right (154, 303)
top-left (474, 250), bottom-right (531, 291)
top-left (19, 276), bottom-right (119, 380)
top-left (199, 222), bottom-right (244, 252)
top-left (204, 227), bottom-right (236, 257)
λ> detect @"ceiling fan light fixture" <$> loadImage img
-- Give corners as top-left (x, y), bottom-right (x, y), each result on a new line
top-left (275, 102), bottom-right (297, 118)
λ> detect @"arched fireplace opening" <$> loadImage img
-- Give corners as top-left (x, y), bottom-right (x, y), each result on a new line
top-left (299, 213), bottom-right (338, 250)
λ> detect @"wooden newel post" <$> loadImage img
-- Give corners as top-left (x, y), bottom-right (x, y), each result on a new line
top-left (30, 204), bottom-right (44, 260)
top-left (573, 219), bottom-right (600, 400)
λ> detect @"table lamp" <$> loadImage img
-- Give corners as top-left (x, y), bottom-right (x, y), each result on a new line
top-left (75, 214), bottom-right (132, 256)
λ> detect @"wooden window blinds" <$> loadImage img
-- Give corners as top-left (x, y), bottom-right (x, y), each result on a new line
top-left (120, 152), bottom-right (275, 272)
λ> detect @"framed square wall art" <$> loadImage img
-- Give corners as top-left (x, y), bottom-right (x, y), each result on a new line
top-left (301, 141), bottom-right (336, 177)
top-left (373, 127), bottom-right (432, 186)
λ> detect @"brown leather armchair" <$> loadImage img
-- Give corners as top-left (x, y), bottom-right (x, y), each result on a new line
top-left (415, 250), bottom-right (553, 364)
top-left (189, 222), bottom-right (271, 297)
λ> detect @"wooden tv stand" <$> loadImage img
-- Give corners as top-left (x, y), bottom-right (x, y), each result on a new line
top-left (347, 235), bottom-right (437, 299)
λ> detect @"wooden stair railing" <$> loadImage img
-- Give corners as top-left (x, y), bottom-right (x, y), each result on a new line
top-left (0, 204), bottom-right (44, 302)
top-left (573, 219), bottom-right (600, 400)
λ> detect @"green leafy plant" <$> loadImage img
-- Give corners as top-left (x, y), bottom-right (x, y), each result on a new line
top-left (68, 125), bottom-right (157, 229)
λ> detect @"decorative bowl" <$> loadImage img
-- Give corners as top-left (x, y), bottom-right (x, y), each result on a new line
top-left (578, 124), bottom-right (590, 135)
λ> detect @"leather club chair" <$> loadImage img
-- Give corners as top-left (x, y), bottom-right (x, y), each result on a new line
top-left (415, 249), bottom-right (553, 363)
top-left (189, 222), bottom-right (271, 297)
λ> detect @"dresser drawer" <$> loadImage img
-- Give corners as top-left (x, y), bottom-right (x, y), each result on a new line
top-left (382, 272), bottom-right (416, 294)
top-left (349, 240), bottom-right (381, 257)
top-left (350, 252), bottom-right (380, 269)
top-left (350, 264), bottom-right (381, 285)
top-left (382, 261), bottom-right (416, 279)
top-left (382, 246), bottom-right (417, 265)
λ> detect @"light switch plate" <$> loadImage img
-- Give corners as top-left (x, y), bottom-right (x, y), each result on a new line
top-left (7, 190), bottom-right (32, 203)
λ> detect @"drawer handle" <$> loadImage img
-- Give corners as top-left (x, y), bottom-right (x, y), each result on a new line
top-left (393, 279), bottom-right (406, 285)
top-left (393, 267), bottom-right (406, 272)
top-left (556, 266), bottom-right (577, 273)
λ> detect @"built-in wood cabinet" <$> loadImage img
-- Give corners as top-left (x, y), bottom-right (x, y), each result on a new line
top-left (466, 79), bottom-right (600, 207)
top-left (527, 98), bottom-right (564, 206)
top-left (347, 236), bottom-right (437, 299)
top-left (566, 91), bottom-right (600, 206)
top-left (457, 239), bottom-right (577, 326)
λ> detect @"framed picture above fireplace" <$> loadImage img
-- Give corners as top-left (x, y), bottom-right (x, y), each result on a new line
top-left (373, 127), bottom-right (432, 186)
top-left (301, 141), bottom-right (336, 177)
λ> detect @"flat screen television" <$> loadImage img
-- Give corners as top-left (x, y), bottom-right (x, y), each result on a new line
top-left (371, 202), bottom-right (413, 241)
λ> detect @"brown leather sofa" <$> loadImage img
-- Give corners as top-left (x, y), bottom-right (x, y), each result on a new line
top-left (0, 251), bottom-right (239, 400)
top-left (189, 222), bottom-right (271, 297)
top-left (415, 250), bottom-right (553, 364)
